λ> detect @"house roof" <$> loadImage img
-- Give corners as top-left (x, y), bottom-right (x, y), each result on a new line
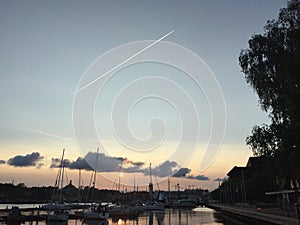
top-left (62, 180), bottom-right (78, 192)
top-left (227, 166), bottom-right (247, 177)
top-left (246, 156), bottom-right (266, 168)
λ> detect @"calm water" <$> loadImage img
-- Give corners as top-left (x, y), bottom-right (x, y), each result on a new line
top-left (8, 207), bottom-right (263, 225)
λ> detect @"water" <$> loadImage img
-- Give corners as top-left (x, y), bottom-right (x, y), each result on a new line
top-left (5, 207), bottom-right (265, 225)
top-left (0, 204), bottom-right (45, 210)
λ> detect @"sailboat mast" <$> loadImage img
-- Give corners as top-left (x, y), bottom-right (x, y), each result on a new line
top-left (78, 169), bottom-right (82, 205)
top-left (150, 163), bottom-right (153, 184)
top-left (59, 148), bottom-right (65, 203)
top-left (149, 163), bottom-right (154, 203)
top-left (91, 147), bottom-right (99, 202)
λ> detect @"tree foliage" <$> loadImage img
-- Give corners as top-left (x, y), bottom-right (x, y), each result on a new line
top-left (239, 0), bottom-right (300, 189)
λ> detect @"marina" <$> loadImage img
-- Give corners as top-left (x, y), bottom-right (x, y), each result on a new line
top-left (1, 202), bottom-right (299, 225)
top-left (0, 205), bottom-right (274, 225)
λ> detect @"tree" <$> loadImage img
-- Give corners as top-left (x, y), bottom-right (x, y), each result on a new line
top-left (239, 0), bottom-right (300, 189)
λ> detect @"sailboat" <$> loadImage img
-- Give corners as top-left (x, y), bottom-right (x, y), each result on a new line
top-left (140, 163), bottom-right (164, 211)
top-left (42, 149), bottom-right (70, 221)
top-left (106, 166), bottom-right (142, 217)
top-left (83, 147), bottom-right (109, 220)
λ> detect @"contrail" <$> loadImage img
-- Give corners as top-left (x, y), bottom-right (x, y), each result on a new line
top-left (26, 128), bottom-right (71, 140)
top-left (72, 30), bottom-right (174, 95)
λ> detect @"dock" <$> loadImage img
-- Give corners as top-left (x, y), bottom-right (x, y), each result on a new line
top-left (207, 203), bottom-right (299, 225)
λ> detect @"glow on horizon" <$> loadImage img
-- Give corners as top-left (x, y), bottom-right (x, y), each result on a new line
top-left (0, 143), bottom-right (252, 190)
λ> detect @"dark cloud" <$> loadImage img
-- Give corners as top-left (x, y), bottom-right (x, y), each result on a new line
top-left (50, 158), bottom-right (72, 168)
top-left (48, 152), bottom-right (208, 180)
top-left (84, 152), bottom-right (123, 172)
top-left (172, 168), bottom-right (191, 177)
top-left (144, 161), bottom-right (178, 177)
top-left (8, 152), bottom-right (43, 167)
top-left (50, 152), bottom-right (143, 173)
top-left (69, 157), bottom-right (93, 170)
top-left (187, 175), bottom-right (209, 181)
top-left (172, 167), bottom-right (209, 181)
top-left (124, 165), bottom-right (144, 173)
top-left (0, 159), bottom-right (6, 164)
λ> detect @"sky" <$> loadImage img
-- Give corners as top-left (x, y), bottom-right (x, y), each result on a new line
top-left (0, 0), bottom-right (288, 191)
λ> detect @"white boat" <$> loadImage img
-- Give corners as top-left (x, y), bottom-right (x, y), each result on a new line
top-left (169, 199), bottom-right (198, 208)
top-left (139, 203), bottom-right (164, 211)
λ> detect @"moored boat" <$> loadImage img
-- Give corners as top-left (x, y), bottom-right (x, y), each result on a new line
top-left (7, 206), bottom-right (25, 224)
top-left (83, 204), bottom-right (109, 220)
top-left (46, 149), bottom-right (69, 222)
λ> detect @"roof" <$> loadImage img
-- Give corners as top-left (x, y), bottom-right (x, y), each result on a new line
top-left (62, 180), bottom-right (78, 192)
top-left (246, 157), bottom-right (266, 168)
top-left (227, 166), bottom-right (247, 177)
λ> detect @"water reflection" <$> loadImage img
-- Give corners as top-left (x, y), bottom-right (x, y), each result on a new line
top-left (109, 208), bottom-right (221, 225)
top-left (82, 219), bottom-right (108, 225)
top-left (11, 207), bottom-right (267, 225)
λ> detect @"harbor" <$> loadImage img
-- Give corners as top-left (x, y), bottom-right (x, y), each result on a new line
top-left (1, 0), bottom-right (300, 224)
top-left (0, 201), bottom-right (299, 225)
top-left (0, 204), bottom-right (288, 225)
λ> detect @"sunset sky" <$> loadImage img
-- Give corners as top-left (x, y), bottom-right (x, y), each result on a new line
top-left (0, 0), bottom-right (287, 191)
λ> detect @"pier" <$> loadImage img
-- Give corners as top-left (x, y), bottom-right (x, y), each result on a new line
top-left (207, 203), bottom-right (299, 225)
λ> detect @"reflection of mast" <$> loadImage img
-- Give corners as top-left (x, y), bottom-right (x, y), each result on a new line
top-left (148, 211), bottom-right (153, 225)
top-left (168, 178), bottom-right (170, 200)
top-left (149, 163), bottom-right (154, 203)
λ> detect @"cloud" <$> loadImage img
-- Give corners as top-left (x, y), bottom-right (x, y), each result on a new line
top-left (0, 159), bottom-right (6, 164)
top-left (7, 152), bottom-right (44, 167)
top-left (144, 161), bottom-right (179, 177)
top-left (69, 157), bottom-right (93, 170)
top-left (172, 168), bottom-right (191, 177)
top-left (48, 152), bottom-right (208, 181)
top-left (187, 175), bottom-right (209, 181)
top-left (84, 152), bottom-right (123, 172)
top-left (50, 152), bottom-right (143, 173)
top-left (50, 158), bottom-right (73, 169)
top-left (172, 167), bottom-right (209, 181)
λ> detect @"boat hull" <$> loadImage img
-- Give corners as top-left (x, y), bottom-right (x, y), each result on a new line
top-left (83, 211), bottom-right (109, 220)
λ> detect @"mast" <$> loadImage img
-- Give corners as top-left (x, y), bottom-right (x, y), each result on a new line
top-left (168, 178), bottom-right (170, 201)
top-left (150, 163), bottom-right (153, 184)
top-left (91, 147), bottom-right (99, 202)
top-left (59, 148), bottom-right (65, 204)
top-left (149, 163), bottom-right (153, 203)
top-left (77, 169), bottom-right (82, 206)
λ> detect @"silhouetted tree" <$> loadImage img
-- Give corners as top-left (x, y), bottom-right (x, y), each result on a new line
top-left (239, 0), bottom-right (300, 189)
